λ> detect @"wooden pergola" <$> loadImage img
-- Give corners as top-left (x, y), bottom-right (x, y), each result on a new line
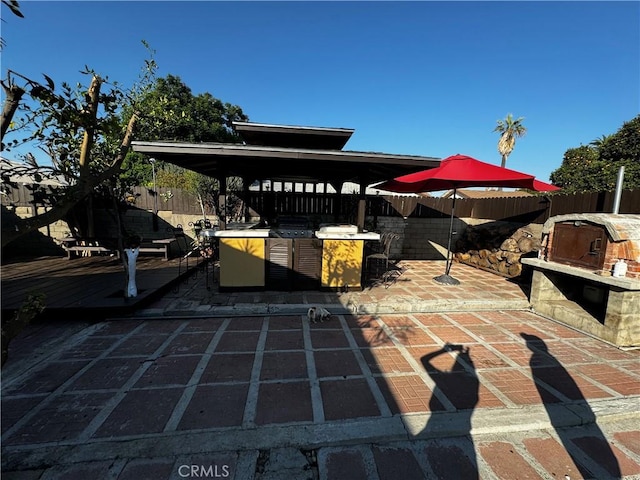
top-left (131, 122), bottom-right (440, 230)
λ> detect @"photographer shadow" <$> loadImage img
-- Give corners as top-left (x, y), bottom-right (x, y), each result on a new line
top-left (419, 344), bottom-right (480, 479)
top-left (521, 333), bottom-right (621, 479)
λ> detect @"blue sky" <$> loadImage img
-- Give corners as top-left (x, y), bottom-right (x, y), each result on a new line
top-left (2, 1), bottom-right (638, 183)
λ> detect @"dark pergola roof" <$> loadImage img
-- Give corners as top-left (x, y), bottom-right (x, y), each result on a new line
top-left (132, 122), bottom-right (440, 229)
top-left (233, 121), bottom-right (355, 150)
top-left (131, 141), bottom-right (441, 187)
top-left (132, 122), bottom-right (440, 188)
top-left (132, 122), bottom-right (440, 189)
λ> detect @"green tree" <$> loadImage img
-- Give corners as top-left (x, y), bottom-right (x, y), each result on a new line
top-left (494, 113), bottom-right (527, 168)
top-left (129, 74), bottom-right (246, 144)
top-left (598, 115), bottom-right (640, 165)
top-left (549, 146), bottom-right (601, 193)
top-left (128, 74), bottom-right (249, 221)
top-left (550, 115), bottom-right (640, 194)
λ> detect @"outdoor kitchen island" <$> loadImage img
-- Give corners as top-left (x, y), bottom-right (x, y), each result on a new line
top-left (213, 225), bottom-right (380, 291)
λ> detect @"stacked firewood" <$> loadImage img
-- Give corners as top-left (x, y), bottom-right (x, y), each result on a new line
top-left (453, 224), bottom-right (540, 278)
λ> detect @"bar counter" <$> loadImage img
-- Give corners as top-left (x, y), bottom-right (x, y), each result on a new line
top-left (212, 228), bottom-right (380, 290)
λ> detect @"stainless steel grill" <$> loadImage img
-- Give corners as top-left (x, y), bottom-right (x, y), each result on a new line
top-left (270, 229), bottom-right (314, 238)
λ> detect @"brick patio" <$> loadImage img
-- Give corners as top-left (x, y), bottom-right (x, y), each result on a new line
top-left (1, 261), bottom-right (639, 478)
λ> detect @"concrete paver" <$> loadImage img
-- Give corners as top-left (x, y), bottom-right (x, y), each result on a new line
top-left (2, 261), bottom-right (639, 479)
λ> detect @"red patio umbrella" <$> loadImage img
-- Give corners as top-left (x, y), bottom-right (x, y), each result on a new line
top-left (373, 154), bottom-right (561, 285)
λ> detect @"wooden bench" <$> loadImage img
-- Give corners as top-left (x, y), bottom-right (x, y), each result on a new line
top-left (61, 237), bottom-right (178, 261)
top-left (61, 238), bottom-right (120, 260)
top-left (138, 238), bottom-right (178, 261)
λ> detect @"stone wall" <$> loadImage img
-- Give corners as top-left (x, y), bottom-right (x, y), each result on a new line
top-left (368, 216), bottom-right (455, 260)
top-left (89, 209), bottom-right (222, 242)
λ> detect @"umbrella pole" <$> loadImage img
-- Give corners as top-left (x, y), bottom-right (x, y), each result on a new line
top-left (434, 189), bottom-right (460, 285)
top-left (445, 193), bottom-right (456, 274)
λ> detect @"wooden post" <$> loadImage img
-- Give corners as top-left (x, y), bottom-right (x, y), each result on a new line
top-left (333, 181), bottom-right (344, 223)
top-left (357, 177), bottom-right (367, 231)
top-left (243, 177), bottom-right (250, 222)
top-left (218, 175), bottom-right (227, 230)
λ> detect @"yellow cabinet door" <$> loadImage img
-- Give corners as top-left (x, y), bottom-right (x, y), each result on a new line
top-left (321, 240), bottom-right (364, 288)
top-left (219, 238), bottom-right (265, 287)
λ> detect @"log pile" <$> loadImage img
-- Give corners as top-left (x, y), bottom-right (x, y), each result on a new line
top-left (453, 224), bottom-right (541, 278)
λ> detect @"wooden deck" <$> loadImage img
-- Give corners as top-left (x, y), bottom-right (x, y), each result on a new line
top-left (1, 255), bottom-right (201, 318)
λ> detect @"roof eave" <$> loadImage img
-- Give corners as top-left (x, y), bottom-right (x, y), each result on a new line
top-left (131, 141), bottom-right (440, 167)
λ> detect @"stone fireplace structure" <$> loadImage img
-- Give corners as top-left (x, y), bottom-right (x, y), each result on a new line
top-left (522, 213), bottom-right (640, 347)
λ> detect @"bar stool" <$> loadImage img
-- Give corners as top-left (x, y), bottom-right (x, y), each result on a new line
top-left (365, 232), bottom-right (399, 281)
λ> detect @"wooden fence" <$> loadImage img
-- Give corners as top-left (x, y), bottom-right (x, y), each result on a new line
top-left (3, 182), bottom-right (639, 222)
top-left (373, 189), bottom-right (640, 222)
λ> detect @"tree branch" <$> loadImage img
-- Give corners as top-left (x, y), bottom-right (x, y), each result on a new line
top-left (1, 113), bottom-right (138, 248)
top-left (0, 81), bottom-right (25, 142)
top-left (79, 75), bottom-right (102, 178)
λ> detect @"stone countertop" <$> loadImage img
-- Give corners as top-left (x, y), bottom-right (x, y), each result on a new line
top-left (314, 232), bottom-right (381, 240)
top-left (522, 258), bottom-right (640, 291)
top-left (211, 229), bottom-right (380, 241)
top-left (212, 229), bottom-right (271, 238)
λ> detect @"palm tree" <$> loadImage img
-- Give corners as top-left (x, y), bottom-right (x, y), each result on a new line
top-left (494, 114), bottom-right (527, 168)
top-left (589, 134), bottom-right (614, 150)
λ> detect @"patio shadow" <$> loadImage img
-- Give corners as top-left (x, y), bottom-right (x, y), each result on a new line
top-left (420, 344), bottom-right (479, 479)
top-left (521, 333), bottom-right (621, 479)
